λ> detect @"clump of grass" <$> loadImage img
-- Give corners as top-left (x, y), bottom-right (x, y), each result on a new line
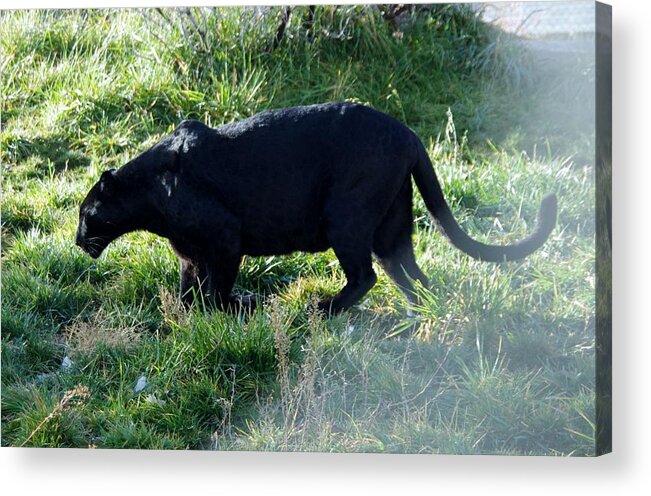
top-left (64, 308), bottom-right (144, 359)
top-left (158, 286), bottom-right (190, 330)
top-left (18, 384), bottom-right (91, 448)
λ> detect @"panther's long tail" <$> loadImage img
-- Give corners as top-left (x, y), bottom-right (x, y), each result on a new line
top-left (411, 140), bottom-right (557, 262)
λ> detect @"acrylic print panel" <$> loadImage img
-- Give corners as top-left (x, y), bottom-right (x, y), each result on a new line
top-left (0, 2), bottom-right (611, 455)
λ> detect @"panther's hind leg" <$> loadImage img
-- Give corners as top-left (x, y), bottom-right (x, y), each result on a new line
top-left (318, 203), bottom-right (378, 314)
top-left (376, 240), bottom-right (428, 308)
top-left (373, 178), bottom-right (429, 308)
top-left (317, 246), bottom-right (377, 315)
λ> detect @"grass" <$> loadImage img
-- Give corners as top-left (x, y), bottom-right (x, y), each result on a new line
top-left (1, 6), bottom-right (596, 454)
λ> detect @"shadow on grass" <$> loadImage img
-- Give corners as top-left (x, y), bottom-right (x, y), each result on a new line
top-left (3, 133), bottom-right (90, 177)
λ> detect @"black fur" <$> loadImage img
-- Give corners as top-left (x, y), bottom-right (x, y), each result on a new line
top-left (76, 102), bottom-right (557, 313)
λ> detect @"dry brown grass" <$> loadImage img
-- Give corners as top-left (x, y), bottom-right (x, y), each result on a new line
top-left (64, 308), bottom-right (144, 357)
top-left (159, 286), bottom-right (191, 329)
top-left (20, 384), bottom-right (91, 447)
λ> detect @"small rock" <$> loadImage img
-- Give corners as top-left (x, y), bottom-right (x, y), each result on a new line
top-left (61, 356), bottom-right (74, 371)
top-left (134, 375), bottom-right (148, 393)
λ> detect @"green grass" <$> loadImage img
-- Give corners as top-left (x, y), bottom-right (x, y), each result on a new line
top-left (1, 6), bottom-right (596, 454)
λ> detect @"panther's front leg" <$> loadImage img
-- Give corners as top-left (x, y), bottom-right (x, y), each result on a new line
top-left (179, 257), bottom-right (209, 308)
top-left (203, 248), bottom-right (242, 312)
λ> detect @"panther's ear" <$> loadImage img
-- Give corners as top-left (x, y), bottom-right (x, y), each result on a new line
top-left (99, 169), bottom-right (117, 195)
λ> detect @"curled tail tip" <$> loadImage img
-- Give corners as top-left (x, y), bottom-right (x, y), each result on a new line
top-left (537, 193), bottom-right (558, 238)
top-left (542, 192), bottom-right (557, 208)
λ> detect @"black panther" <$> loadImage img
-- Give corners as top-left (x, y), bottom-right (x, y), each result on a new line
top-left (76, 102), bottom-right (556, 313)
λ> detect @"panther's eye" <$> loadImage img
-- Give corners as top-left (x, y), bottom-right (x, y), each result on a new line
top-left (83, 200), bottom-right (102, 217)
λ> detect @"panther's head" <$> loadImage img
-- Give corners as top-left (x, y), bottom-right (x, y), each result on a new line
top-left (76, 121), bottom-right (200, 258)
top-left (75, 169), bottom-right (130, 258)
